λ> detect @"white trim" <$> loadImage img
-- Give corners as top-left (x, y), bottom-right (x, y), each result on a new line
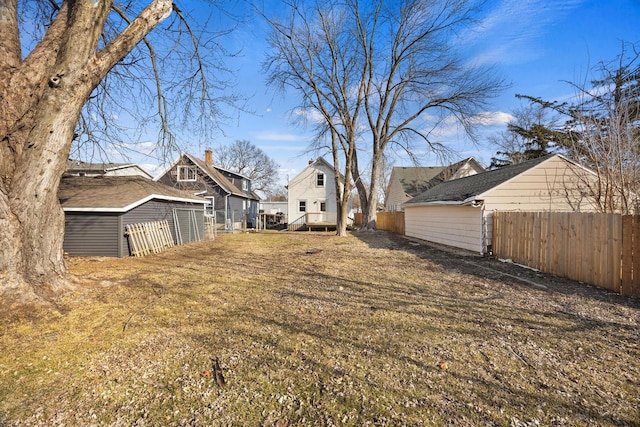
top-left (63, 194), bottom-right (207, 213)
top-left (153, 155), bottom-right (183, 181)
top-left (405, 196), bottom-right (481, 207)
top-left (177, 165), bottom-right (197, 182)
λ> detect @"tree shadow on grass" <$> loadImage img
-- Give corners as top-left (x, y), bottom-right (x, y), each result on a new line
top-left (352, 230), bottom-right (640, 310)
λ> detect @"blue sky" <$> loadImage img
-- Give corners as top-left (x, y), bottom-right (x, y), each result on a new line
top-left (130, 0), bottom-right (640, 186)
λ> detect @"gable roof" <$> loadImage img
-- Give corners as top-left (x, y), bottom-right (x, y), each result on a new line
top-left (60, 175), bottom-right (207, 212)
top-left (391, 166), bottom-right (446, 198)
top-left (155, 153), bottom-right (258, 200)
top-left (66, 160), bottom-right (153, 179)
top-left (389, 157), bottom-right (484, 200)
top-left (289, 157), bottom-right (342, 186)
top-left (405, 155), bottom-right (555, 205)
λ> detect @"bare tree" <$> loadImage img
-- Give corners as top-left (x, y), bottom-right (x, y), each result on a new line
top-left (264, 0), bottom-right (506, 230)
top-left (264, 186), bottom-right (288, 202)
top-left (264, 0), bottom-right (364, 236)
top-left (563, 46), bottom-right (640, 214)
top-left (0, 1), bottom-right (238, 300)
top-left (215, 140), bottom-right (280, 198)
top-left (519, 43), bottom-right (640, 213)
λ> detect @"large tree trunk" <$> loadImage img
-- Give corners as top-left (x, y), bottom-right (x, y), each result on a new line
top-left (1, 96), bottom-right (82, 298)
top-left (362, 154), bottom-right (381, 231)
top-left (331, 131), bottom-right (352, 237)
top-left (0, 0), bottom-right (173, 301)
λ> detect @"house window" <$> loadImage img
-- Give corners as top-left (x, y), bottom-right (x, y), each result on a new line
top-left (316, 172), bottom-right (325, 187)
top-left (299, 200), bottom-right (306, 212)
top-left (205, 196), bottom-right (215, 215)
top-left (177, 165), bottom-right (197, 182)
top-left (319, 201), bottom-right (327, 212)
top-left (242, 180), bottom-right (248, 191)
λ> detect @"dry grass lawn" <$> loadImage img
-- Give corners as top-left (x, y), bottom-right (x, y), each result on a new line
top-left (0, 231), bottom-right (639, 426)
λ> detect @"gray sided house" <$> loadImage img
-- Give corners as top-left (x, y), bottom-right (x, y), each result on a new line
top-left (154, 151), bottom-right (260, 229)
top-left (60, 175), bottom-right (208, 257)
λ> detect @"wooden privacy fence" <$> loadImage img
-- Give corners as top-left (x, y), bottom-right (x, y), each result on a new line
top-left (376, 212), bottom-right (405, 235)
top-left (493, 211), bottom-right (640, 297)
top-left (125, 220), bottom-right (175, 257)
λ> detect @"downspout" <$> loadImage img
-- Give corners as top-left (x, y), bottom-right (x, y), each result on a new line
top-left (470, 199), bottom-right (486, 255)
top-left (481, 203), bottom-right (487, 255)
top-left (225, 194), bottom-right (229, 229)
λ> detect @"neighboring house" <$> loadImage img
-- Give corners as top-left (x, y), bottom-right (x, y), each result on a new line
top-left (385, 157), bottom-right (484, 211)
top-left (66, 159), bottom-right (153, 179)
top-left (259, 201), bottom-right (288, 229)
top-left (154, 150), bottom-right (260, 229)
top-left (287, 157), bottom-right (347, 230)
top-left (60, 175), bottom-right (208, 257)
top-left (403, 154), bottom-right (599, 255)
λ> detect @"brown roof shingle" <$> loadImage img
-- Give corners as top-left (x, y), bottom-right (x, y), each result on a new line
top-left (59, 175), bottom-right (206, 211)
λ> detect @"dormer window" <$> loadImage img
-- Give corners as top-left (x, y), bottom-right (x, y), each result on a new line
top-left (242, 179), bottom-right (248, 191)
top-left (177, 165), bottom-right (197, 182)
top-left (316, 172), bottom-right (325, 187)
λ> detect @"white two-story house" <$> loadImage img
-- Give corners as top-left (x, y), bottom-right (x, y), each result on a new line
top-left (287, 157), bottom-right (345, 231)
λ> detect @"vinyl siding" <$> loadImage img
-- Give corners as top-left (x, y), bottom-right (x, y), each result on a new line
top-left (121, 200), bottom-right (182, 255)
top-left (288, 162), bottom-right (338, 223)
top-left (173, 208), bottom-right (205, 243)
top-left (64, 200), bottom-right (206, 258)
top-left (452, 162), bottom-right (484, 179)
top-left (124, 200), bottom-right (206, 249)
top-left (482, 156), bottom-right (599, 213)
top-left (64, 214), bottom-right (121, 257)
top-left (385, 173), bottom-right (410, 211)
top-left (481, 156), bottom-right (600, 249)
top-left (405, 205), bottom-right (483, 253)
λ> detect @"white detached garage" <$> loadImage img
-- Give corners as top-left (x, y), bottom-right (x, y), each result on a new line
top-left (403, 155), bottom-right (598, 255)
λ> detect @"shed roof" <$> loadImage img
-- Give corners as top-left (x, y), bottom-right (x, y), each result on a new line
top-left (405, 155), bottom-right (554, 205)
top-left (60, 175), bottom-right (207, 212)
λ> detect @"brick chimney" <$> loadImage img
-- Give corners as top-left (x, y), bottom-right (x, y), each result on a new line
top-left (205, 149), bottom-right (213, 166)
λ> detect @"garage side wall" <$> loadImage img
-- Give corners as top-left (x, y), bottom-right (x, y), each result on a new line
top-left (64, 213), bottom-right (121, 257)
top-left (482, 156), bottom-right (601, 249)
top-left (122, 200), bottom-right (204, 256)
top-left (405, 205), bottom-right (483, 253)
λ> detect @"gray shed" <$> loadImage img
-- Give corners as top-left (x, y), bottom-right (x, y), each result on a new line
top-left (60, 175), bottom-right (207, 257)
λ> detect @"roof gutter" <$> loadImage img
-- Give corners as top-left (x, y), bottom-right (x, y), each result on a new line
top-left (405, 195), bottom-right (483, 208)
top-left (63, 194), bottom-right (208, 213)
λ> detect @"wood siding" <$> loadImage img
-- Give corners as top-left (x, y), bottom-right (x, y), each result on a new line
top-left (405, 205), bottom-right (483, 253)
top-left (64, 214), bottom-right (121, 257)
